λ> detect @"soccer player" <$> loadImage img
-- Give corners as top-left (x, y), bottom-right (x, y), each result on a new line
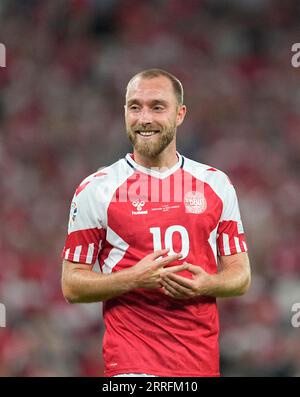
top-left (61, 69), bottom-right (251, 377)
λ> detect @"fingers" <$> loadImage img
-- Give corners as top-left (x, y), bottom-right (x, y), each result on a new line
top-left (161, 263), bottom-right (188, 275)
top-left (162, 272), bottom-right (193, 288)
top-left (183, 262), bottom-right (205, 274)
top-left (148, 248), bottom-right (170, 261)
top-left (156, 253), bottom-right (183, 268)
top-left (161, 276), bottom-right (193, 299)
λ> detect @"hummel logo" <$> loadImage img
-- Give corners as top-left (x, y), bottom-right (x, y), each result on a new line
top-left (132, 199), bottom-right (145, 211)
top-left (131, 199), bottom-right (148, 215)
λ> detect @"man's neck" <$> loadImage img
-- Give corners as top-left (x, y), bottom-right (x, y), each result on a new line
top-left (133, 144), bottom-right (178, 170)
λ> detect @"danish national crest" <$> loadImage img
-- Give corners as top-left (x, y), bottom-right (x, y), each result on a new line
top-left (184, 191), bottom-right (207, 214)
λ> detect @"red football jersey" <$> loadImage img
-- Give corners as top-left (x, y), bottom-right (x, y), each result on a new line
top-left (62, 153), bottom-right (247, 376)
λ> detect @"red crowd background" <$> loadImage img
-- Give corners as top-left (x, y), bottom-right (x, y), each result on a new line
top-left (0, 0), bottom-right (300, 376)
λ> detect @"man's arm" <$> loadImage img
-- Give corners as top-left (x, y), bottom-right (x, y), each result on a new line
top-left (61, 249), bottom-right (187, 303)
top-left (160, 252), bottom-right (251, 299)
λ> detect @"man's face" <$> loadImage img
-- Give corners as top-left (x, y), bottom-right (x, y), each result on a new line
top-left (125, 76), bottom-right (186, 158)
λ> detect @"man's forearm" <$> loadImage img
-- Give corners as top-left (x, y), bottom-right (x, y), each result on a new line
top-left (63, 268), bottom-right (137, 303)
top-left (206, 257), bottom-right (251, 298)
top-left (62, 250), bottom-right (185, 304)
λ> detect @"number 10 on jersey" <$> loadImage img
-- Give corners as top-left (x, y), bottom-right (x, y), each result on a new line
top-left (150, 226), bottom-right (189, 259)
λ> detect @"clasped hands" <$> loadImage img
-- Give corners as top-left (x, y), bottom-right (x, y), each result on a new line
top-left (160, 256), bottom-right (212, 300)
top-left (133, 248), bottom-right (212, 299)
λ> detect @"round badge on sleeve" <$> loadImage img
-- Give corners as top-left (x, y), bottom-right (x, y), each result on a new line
top-left (69, 201), bottom-right (78, 226)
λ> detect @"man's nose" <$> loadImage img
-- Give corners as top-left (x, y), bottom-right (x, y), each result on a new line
top-left (139, 108), bottom-right (153, 124)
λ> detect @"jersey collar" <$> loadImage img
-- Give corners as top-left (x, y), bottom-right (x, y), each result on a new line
top-left (125, 152), bottom-right (184, 179)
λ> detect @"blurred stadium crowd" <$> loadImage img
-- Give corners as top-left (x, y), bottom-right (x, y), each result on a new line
top-left (0, 0), bottom-right (300, 376)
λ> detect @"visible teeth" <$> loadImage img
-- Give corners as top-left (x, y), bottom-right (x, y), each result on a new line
top-left (139, 131), bottom-right (156, 136)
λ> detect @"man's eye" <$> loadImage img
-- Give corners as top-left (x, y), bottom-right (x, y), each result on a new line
top-left (154, 106), bottom-right (164, 111)
top-left (129, 105), bottom-right (140, 111)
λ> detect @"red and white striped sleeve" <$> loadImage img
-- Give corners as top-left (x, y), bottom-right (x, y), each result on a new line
top-left (61, 176), bottom-right (105, 265)
top-left (217, 177), bottom-right (248, 256)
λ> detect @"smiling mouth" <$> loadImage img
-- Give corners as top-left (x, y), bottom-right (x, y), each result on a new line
top-left (136, 130), bottom-right (159, 137)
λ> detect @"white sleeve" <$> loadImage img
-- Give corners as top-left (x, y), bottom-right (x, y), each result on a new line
top-left (61, 177), bottom-right (105, 264)
top-left (217, 176), bottom-right (248, 256)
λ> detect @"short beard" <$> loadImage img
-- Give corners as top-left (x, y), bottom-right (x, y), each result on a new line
top-left (126, 125), bottom-right (176, 158)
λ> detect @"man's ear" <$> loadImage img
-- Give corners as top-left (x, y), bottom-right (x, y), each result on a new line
top-left (176, 105), bottom-right (187, 127)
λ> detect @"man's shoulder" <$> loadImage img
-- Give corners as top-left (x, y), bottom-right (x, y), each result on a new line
top-left (183, 155), bottom-right (230, 182)
top-left (74, 157), bottom-right (132, 195)
top-left (182, 156), bottom-right (235, 201)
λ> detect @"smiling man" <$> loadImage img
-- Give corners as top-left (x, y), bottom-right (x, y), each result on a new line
top-left (61, 68), bottom-right (251, 377)
top-left (125, 71), bottom-right (185, 165)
